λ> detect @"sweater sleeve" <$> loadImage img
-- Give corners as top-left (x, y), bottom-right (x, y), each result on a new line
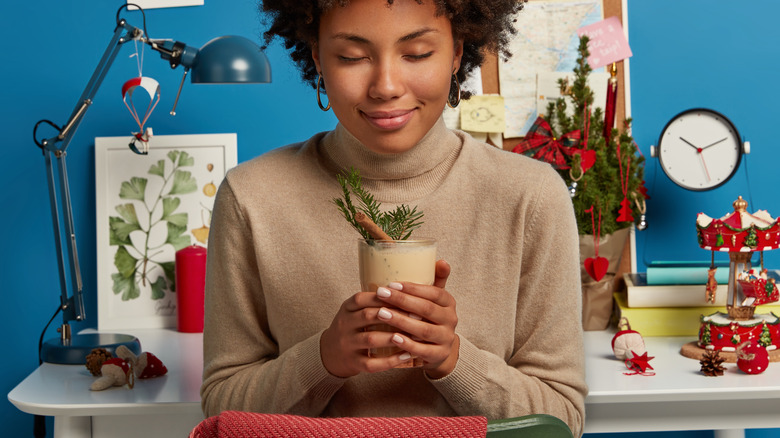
top-left (427, 168), bottom-right (587, 437)
top-left (200, 179), bottom-right (347, 418)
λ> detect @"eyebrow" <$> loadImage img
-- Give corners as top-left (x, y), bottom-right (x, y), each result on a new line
top-left (331, 27), bottom-right (439, 45)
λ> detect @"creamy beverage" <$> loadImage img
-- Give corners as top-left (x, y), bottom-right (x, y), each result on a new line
top-left (358, 239), bottom-right (436, 366)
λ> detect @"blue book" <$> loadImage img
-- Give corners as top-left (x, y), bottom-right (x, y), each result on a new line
top-left (646, 261), bottom-right (731, 285)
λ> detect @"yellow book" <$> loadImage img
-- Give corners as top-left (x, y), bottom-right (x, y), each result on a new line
top-left (612, 292), bottom-right (780, 337)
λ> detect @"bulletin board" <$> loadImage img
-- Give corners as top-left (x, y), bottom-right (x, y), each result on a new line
top-left (480, 0), bottom-right (633, 281)
top-left (482, 0), bottom-right (628, 152)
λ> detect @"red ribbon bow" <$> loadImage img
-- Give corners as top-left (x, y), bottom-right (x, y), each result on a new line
top-left (512, 117), bottom-right (581, 170)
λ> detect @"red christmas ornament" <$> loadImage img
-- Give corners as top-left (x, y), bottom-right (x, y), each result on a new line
top-left (624, 351), bottom-right (655, 375)
top-left (584, 256), bottom-right (609, 282)
top-left (612, 318), bottom-right (646, 360)
top-left (736, 340), bottom-right (769, 375)
top-left (136, 352), bottom-right (168, 379)
top-left (617, 197), bottom-right (634, 222)
top-left (512, 117), bottom-right (580, 170)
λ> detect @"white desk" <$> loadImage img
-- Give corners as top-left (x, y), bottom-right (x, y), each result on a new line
top-left (9, 329), bottom-right (780, 437)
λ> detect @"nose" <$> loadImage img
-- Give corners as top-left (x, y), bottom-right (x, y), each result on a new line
top-left (368, 58), bottom-right (404, 101)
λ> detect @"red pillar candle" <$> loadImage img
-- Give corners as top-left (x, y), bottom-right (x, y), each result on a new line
top-left (175, 245), bottom-right (207, 333)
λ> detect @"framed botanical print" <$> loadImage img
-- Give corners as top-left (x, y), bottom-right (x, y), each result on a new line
top-left (95, 133), bottom-right (237, 330)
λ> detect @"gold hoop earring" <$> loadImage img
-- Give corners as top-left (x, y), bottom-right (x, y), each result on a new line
top-left (316, 75), bottom-right (331, 111)
top-left (447, 74), bottom-right (461, 109)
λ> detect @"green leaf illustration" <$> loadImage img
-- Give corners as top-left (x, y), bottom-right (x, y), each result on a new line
top-left (150, 276), bottom-right (167, 300)
top-left (161, 197), bottom-right (181, 218)
top-left (160, 261), bottom-right (176, 292)
top-left (111, 149), bottom-right (198, 301)
top-left (176, 150), bottom-right (195, 167)
top-left (166, 221), bottom-right (191, 251)
top-left (149, 159), bottom-right (165, 178)
top-left (109, 216), bottom-right (141, 245)
top-left (119, 177), bottom-right (148, 201)
top-left (115, 203), bottom-right (140, 225)
top-left (112, 272), bottom-right (141, 301)
top-left (114, 246), bottom-right (138, 279)
top-left (169, 170), bottom-right (197, 195)
top-left (162, 197), bottom-right (188, 227)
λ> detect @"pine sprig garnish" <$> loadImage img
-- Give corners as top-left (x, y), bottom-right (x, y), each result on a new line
top-left (333, 167), bottom-right (424, 240)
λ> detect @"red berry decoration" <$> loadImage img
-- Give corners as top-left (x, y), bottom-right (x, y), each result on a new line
top-left (736, 340), bottom-right (769, 375)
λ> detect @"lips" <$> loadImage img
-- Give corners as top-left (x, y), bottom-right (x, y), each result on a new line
top-left (361, 109), bottom-right (415, 130)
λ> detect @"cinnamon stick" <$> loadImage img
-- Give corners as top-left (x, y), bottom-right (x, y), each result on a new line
top-left (354, 211), bottom-right (393, 241)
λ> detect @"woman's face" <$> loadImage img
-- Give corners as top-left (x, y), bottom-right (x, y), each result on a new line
top-left (312, 0), bottom-right (463, 154)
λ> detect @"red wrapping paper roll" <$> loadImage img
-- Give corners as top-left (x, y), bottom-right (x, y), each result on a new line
top-left (175, 245), bottom-right (207, 333)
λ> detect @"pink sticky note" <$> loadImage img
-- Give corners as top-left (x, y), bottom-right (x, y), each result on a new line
top-left (577, 16), bottom-right (632, 69)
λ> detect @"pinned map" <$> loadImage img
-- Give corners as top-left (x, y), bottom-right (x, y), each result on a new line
top-left (499, 0), bottom-right (603, 138)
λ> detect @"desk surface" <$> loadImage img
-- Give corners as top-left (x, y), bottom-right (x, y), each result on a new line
top-left (9, 329), bottom-right (780, 433)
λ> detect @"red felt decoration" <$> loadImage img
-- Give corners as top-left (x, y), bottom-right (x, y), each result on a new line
top-left (604, 64), bottom-right (618, 144)
top-left (584, 205), bottom-right (608, 281)
top-left (737, 340), bottom-right (769, 375)
top-left (512, 117), bottom-right (580, 170)
top-left (624, 351), bottom-right (655, 376)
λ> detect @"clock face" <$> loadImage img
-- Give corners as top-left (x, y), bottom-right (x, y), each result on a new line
top-left (657, 108), bottom-right (742, 191)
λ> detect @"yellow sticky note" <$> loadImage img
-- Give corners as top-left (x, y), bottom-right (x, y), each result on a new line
top-left (459, 95), bottom-right (505, 133)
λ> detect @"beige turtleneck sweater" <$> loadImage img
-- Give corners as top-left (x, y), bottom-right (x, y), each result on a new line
top-left (201, 118), bottom-right (587, 436)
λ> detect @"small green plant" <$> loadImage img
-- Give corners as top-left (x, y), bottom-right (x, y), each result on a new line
top-left (333, 167), bottom-right (423, 240)
top-left (109, 150), bottom-right (197, 300)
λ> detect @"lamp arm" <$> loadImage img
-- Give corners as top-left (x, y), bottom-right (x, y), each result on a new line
top-left (36, 19), bottom-right (141, 335)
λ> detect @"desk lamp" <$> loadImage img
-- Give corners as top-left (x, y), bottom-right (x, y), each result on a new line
top-left (34, 4), bottom-right (271, 364)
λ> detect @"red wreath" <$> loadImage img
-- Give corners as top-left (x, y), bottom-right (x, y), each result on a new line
top-left (513, 117), bottom-right (581, 170)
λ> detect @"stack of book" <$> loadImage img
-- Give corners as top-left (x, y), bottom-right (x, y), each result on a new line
top-left (614, 267), bottom-right (780, 337)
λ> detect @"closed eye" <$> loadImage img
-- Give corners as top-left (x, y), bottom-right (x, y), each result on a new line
top-left (338, 56), bottom-right (367, 63)
top-left (406, 52), bottom-right (433, 60)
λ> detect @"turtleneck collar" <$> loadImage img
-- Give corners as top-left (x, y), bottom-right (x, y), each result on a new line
top-left (319, 117), bottom-right (462, 203)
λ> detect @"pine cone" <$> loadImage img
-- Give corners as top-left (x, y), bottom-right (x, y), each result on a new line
top-left (85, 348), bottom-right (114, 376)
top-left (700, 349), bottom-right (726, 376)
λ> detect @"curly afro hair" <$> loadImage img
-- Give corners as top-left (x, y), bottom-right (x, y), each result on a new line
top-left (259, 0), bottom-right (524, 99)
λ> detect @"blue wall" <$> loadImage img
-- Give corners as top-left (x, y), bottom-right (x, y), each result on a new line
top-left (1, 1), bottom-right (778, 437)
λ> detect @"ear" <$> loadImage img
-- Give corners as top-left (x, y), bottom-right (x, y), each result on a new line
top-left (311, 41), bottom-right (322, 74)
top-left (452, 39), bottom-right (464, 74)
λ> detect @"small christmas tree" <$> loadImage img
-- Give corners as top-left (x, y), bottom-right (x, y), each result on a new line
top-left (522, 36), bottom-right (647, 235)
top-left (759, 323), bottom-right (772, 347)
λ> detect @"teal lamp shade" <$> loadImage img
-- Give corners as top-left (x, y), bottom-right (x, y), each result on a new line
top-left (191, 36), bottom-right (272, 84)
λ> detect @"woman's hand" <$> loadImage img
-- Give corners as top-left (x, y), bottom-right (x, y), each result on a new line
top-left (319, 259), bottom-right (457, 378)
top-left (320, 290), bottom-right (415, 378)
top-left (374, 260), bottom-right (459, 379)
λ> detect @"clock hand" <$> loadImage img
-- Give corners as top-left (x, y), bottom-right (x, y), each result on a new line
top-left (699, 150), bottom-right (711, 182)
top-left (700, 137), bottom-right (728, 150)
top-left (679, 137), bottom-right (700, 150)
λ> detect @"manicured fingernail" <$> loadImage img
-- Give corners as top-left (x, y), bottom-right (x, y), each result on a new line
top-left (376, 287), bottom-right (391, 298)
top-left (392, 334), bottom-right (404, 344)
top-left (378, 308), bottom-right (392, 320)
top-left (399, 353), bottom-right (412, 361)
top-left (388, 282), bottom-right (403, 290)
top-left (408, 313), bottom-right (422, 321)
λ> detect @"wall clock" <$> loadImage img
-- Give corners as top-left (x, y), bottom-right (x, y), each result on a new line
top-left (651, 108), bottom-right (748, 191)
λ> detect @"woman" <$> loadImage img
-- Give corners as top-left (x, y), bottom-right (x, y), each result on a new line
top-left (201, 0), bottom-right (587, 435)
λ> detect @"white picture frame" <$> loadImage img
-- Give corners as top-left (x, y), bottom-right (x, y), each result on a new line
top-left (128, 0), bottom-right (204, 10)
top-left (95, 133), bottom-right (237, 330)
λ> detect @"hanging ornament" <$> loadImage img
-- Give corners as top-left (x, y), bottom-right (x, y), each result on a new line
top-left (633, 193), bottom-right (648, 231)
top-left (603, 63), bottom-right (618, 144)
top-left (705, 252), bottom-right (718, 304)
top-left (512, 117), bottom-right (580, 169)
top-left (615, 126), bottom-right (633, 223)
top-left (122, 76), bottom-right (160, 155)
top-left (122, 39), bottom-right (159, 155)
top-left (584, 205), bottom-right (609, 281)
